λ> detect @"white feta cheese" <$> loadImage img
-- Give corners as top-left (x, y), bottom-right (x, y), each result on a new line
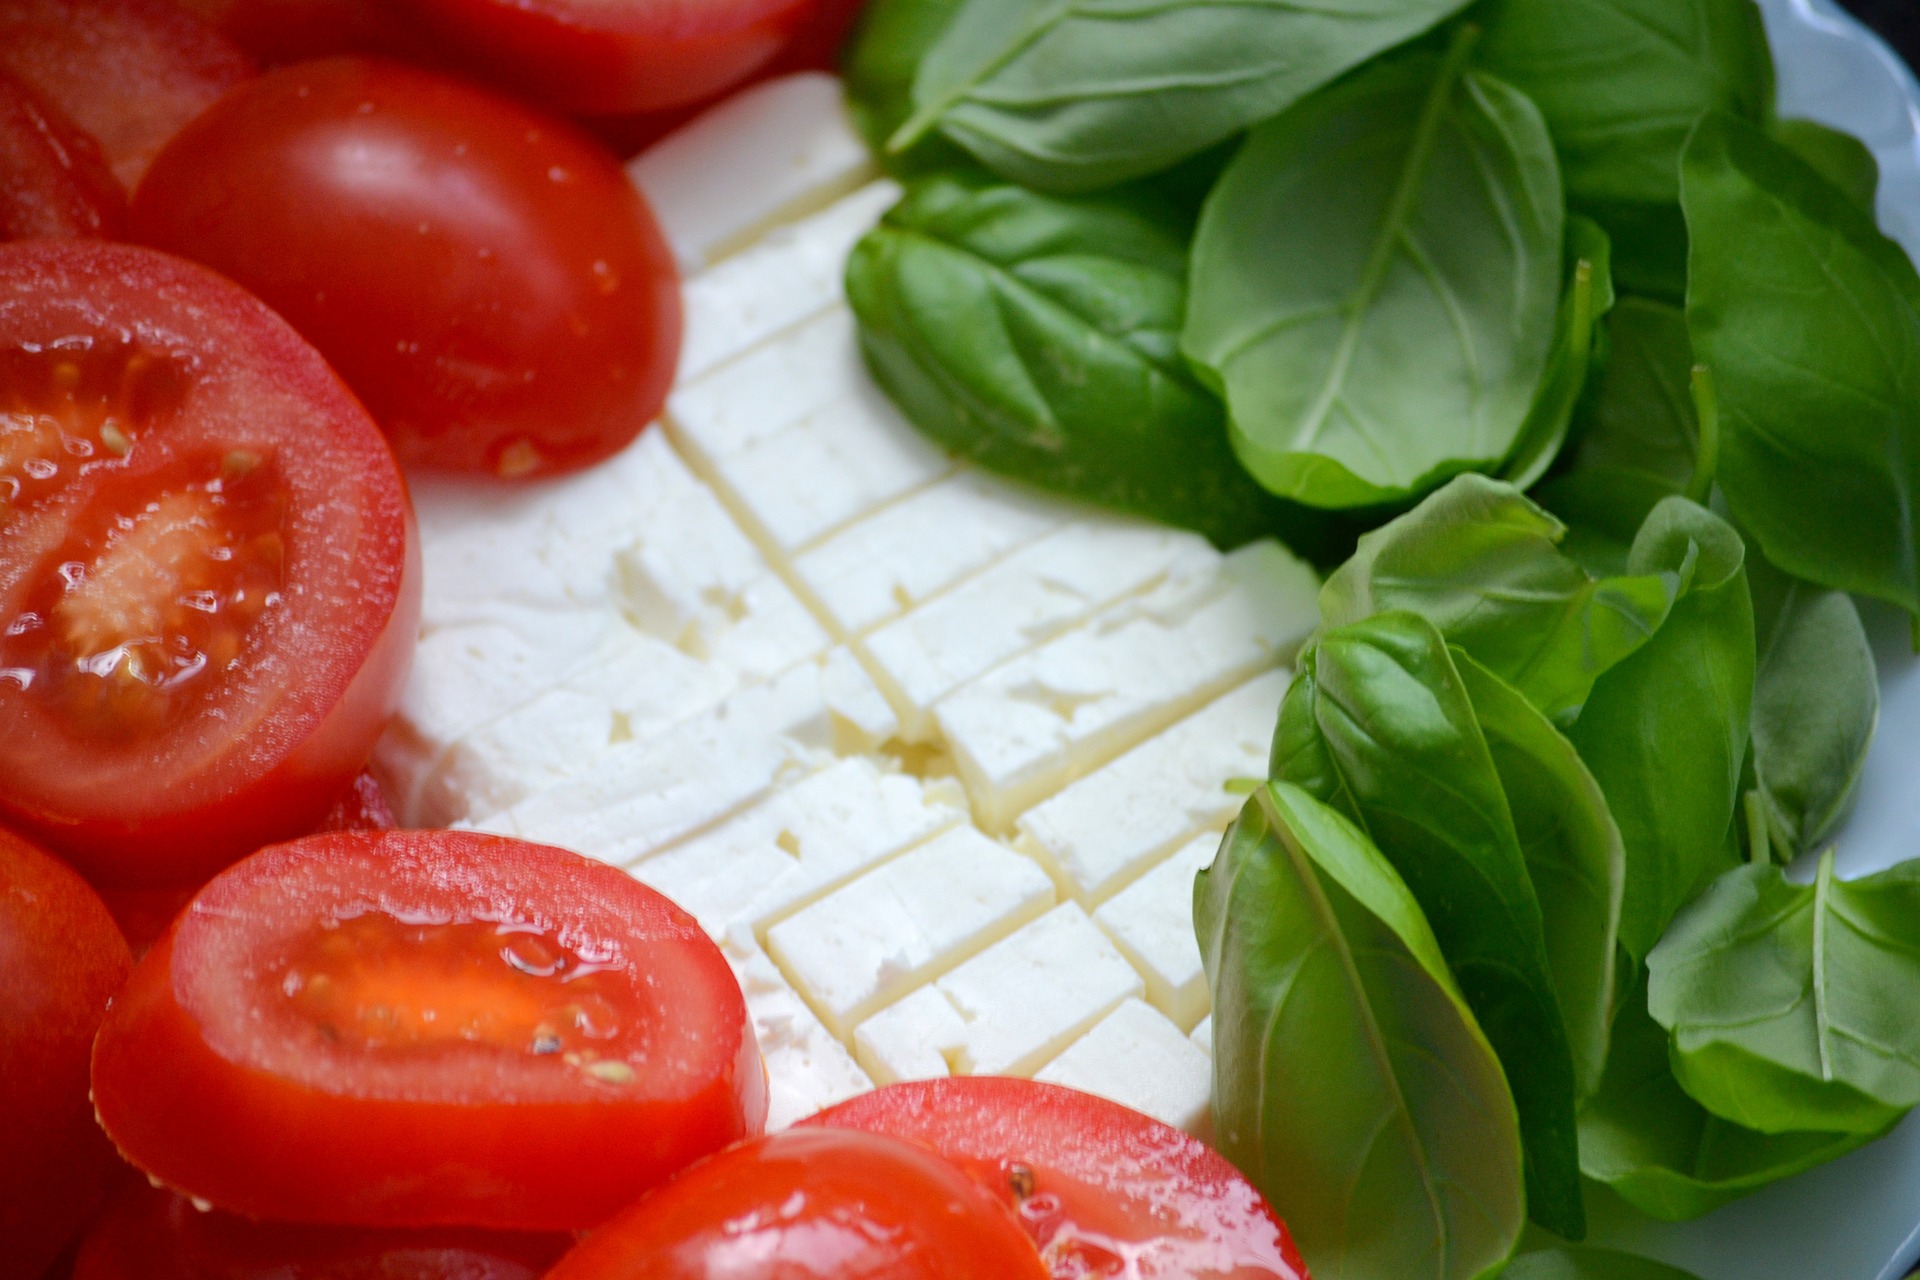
top-left (765, 827), bottom-right (1055, 1037)
top-left (863, 521), bottom-right (1216, 741)
top-left (669, 308), bottom-right (867, 462)
top-left (1035, 998), bottom-right (1214, 1137)
top-left (631, 757), bottom-right (966, 940)
top-left (678, 181), bottom-right (900, 383)
top-left (936, 542), bottom-right (1320, 833)
top-left (726, 937), bottom-right (875, 1132)
top-left (1191, 1015), bottom-right (1213, 1058)
top-left (1093, 833), bottom-right (1221, 1032)
top-left (852, 985), bottom-right (970, 1086)
top-left (792, 469), bottom-right (1070, 638)
top-left (627, 72), bottom-right (873, 274)
top-left (1018, 669), bottom-right (1287, 905)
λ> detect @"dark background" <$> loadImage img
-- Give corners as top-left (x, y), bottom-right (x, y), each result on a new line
top-left (1839, 0), bottom-right (1920, 69)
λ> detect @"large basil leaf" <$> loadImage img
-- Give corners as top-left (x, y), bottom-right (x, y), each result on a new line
top-left (1682, 112), bottom-right (1920, 619)
top-left (1569, 298), bottom-right (1697, 494)
top-left (1476, 0), bottom-right (1773, 206)
top-left (1504, 1249), bottom-right (1701, 1280)
top-left (842, 0), bottom-right (971, 174)
top-left (1648, 853), bottom-right (1920, 1136)
top-left (1580, 969), bottom-right (1879, 1220)
top-left (1184, 48), bottom-right (1564, 510)
top-left (1319, 475), bottom-right (1676, 725)
top-left (1771, 119), bottom-right (1880, 213)
top-left (1569, 497), bottom-right (1753, 961)
top-left (1455, 653), bottom-right (1623, 1100)
top-left (891, 0), bottom-right (1474, 193)
top-left (1197, 781), bottom-right (1524, 1280)
top-left (845, 171), bottom-right (1300, 548)
top-left (1500, 215), bottom-right (1617, 489)
top-left (1277, 613), bottom-right (1584, 1238)
top-left (1531, 467), bottom-right (1677, 578)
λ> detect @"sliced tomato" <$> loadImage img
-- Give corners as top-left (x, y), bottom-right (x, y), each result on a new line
top-left (0, 0), bottom-right (254, 190)
top-left (543, 1128), bottom-right (1050, 1280)
top-left (73, 1183), bottom-right (573, 1280)
top-left (0, 240), bottom-right (418, 887)
top-left (806, 1078), bottom-right (1310, 1280)
top-left (0, 823), bottom-right (134, 1279)
top-left (92, 830), bottom-right (767, 1230)
top-left (0, 70), bottom-right (126, 241)
top-left (317, 769), bottom-right (398, 833)
top-left (132, 58), bottom-right (681, 478)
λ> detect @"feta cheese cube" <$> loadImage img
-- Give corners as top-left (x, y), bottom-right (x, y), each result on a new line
top-left (1191, 1015), bottom-right (1213, 1058)
top-left (1035, 998), bottom-right (1214, 1136)
top-left (936, 542), bottom-right (1319, 832)
top-left (669, 308), bottom-right (867, 461)
top-left (1093, 833), bottom-right (1221, 1031)
top-left (1018, 669), bottom-right (1287, 904)
top-left (765, 827), bottom-right (1055, 1036)
top-left (727, 938), bottom-right (874, 1132)
top-left (853, 985), bottom-right (970, 1086)
top-left (627, 72), bottom-right (873, 274)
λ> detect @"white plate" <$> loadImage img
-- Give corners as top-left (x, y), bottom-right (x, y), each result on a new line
top-left (1586, 7), bottom-right (1920, 1275)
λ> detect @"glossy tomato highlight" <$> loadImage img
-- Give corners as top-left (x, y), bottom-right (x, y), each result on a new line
top-left (0, 241), bottom-right (418, 887)
top-left (133, 57), bottom-right (682, 478)
top-left (542, 1128), bottom-right (1050, 1280)
top-left (92, 831), bottom-right (767, 1231)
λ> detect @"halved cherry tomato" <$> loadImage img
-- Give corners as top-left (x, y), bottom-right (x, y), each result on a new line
top-left (807, 1077), bottom-right (1310, 1280)
top-left (0, 240), bottom-right (419, 888)
top-left (73, 1183), bottom-right (573, 1280)
top-left (397, 0), bottom-right (823, 115)
top-left (0, 0), bottom-right (254, 190)
top-left (317, 769), bottom-right (398, 833)
top-left (543, 1128), bottom-right (1050, 1280)
top-left (0, 70), bottom-right (126, 241)
top-left (132, 57), bottom-right (681, 478)
top-left (0, 823), bottom-right (133, 1278)
top-left (171, 0), bottom-right (436, 66)
top-left (92, 830), bottom-right (767, 1230)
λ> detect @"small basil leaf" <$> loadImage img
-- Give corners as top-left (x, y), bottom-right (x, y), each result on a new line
top-left (894, 0), bottom-right (1474, 192)
top-left (1455, 652), bottom-right (1624, 1100)
top-left (1648, 853), bottom-right (1920, 1135)
top-left (1281, 611), bottom-right (1584, 1238)
top-left (1197, 781), bottom-right (1525, 1280)
top-left (1504, 1248), bottom-right (1702, 1280)
top-left (841, 0), bottom-right (973, 175)
top-left (1184, 48), bottom-right (1564, 510)
top-left (1569, 297), bottom-right (1698, 494)
top-left (844, 172), bottom-right (1301, 548)
top-left (1501, 215), bottom-right (1617, 489)
top-left (1476, 0), bottom-right (1774, 206)
top-left (1682, 111), bottom-right (1920, 619)
top-left (1770, 118), bottom-right (1881, 212)
top-left (1319, 475), bottom-right (1677, 725)
top-left (1580, 971), bottom-right (1878, 1220)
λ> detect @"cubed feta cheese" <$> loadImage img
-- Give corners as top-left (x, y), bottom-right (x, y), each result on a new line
top-left (1093, 833), bottom-right (1221, 1031)
top-left (1035, 998), bottom-right (1214, 1136)
top-left (852, 985), bottom-right (969, 1086)
top-left (669, 308), bottom-right (866, 461)
top-left (726, 937), bottom-right (874, 1131)
top-left (1190, 1015), bottom-right (1213, 1058)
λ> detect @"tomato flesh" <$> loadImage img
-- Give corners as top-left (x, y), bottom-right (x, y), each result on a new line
top-left (807, 1078), bottom-right (1309, 1280)
top-left (132, 57), bottom-right (682, 478)
top-left (0, 823), bottom-right (134, 1279)
top-left (0, 70), bottom-right (125, 240)
top-left (91, 830), bottom-right (767, 1230)
top-left (0, 240), bottom-right (418, 887)
top-left (543, 1127), bottom-right (1051, 1280)
top-left (316, 769), bottom-right (397, 832)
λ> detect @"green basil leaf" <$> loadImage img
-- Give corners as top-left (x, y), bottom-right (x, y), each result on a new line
top-left (1504, 1248), bottom-right (1702, 1280)
top-left (1476, 0), bottom-right (1774, 206)
top-left (1501, 215), bottom-right (1617, 489)
top-left (1569, 496), bottom-right (1753, 960)
top-left (1648, 853), bottom-right (1920, 1135)
top-left (892, 0), bottom-right (1474, 192)
top-left (1319, 475), bottom-right (1677, 725)
top-left (1579, 198), bottom-right (1690, 305)
top-left (1579, 968), bottom-right (1877, 1221)
top-left (1197, 781), bottom-right (1525, 1280)
top-left (1278, 611), bottom-right (1584, 1238)
top-left (1569, 298), bottom-right (1697, 494)
top-left (1770, 118), bottom-right (1881, 213)
top-left (1682, 111), bottom-right (1920, 619)
top-left (1530, 466), bottom-right (1677, 578)
top-left (1455, 652), bottom-right (1624, 1101)
top-left (842, 0), bottom-right (973, 174)
top-left (844, 171), bottom-right (1302, 548)
top-left (1748, 556), bottom-right (1879, 861)
top-left (1183, 47), bottom-right (1564, 510)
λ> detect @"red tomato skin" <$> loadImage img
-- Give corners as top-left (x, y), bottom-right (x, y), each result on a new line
top-left (91, 831), bottom-right (767, 1231)
top-left (131, 57), bottom-right (682, 479)
top-left (0, 240), bottom-right (420, 889)
top-left (0, 71), bottom-right (126, 240)
top-left (0, 0), bottom-right (254, 190)
top-left (543, 1128), bottom-right (1050, 1280)
top-left (807, 1078), bottom-right (1311, 1280)
top-left (316, 770), bottom-right (399, 833)
top-left (171, 0), bottom-right (438, 67)
top-left (72, 1183), bottom-right (573, 1280)
top-left (0, 825), bottom-right (134, 1280)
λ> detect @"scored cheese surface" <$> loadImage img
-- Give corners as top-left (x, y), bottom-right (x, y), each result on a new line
top-left (374, 72), bottom-right (1321, 1134)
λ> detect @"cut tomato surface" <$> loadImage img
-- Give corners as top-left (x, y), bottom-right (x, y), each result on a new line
top-left (0, 823), bottom-right (133, 1279)
top-left (132, 57), bottom-right (682, 478)
top-left (317, 770), bottom-right (398, 833)
top-left (542, 1127), bottom-right (1051, 1280)
top-left (806, 1078), bottom-right (1310, 1280)
top-left (0, 240), bottom-right (418, 887)
top-left (92, 830), bottom-right (767, 1231)
top-left (0, 70), bottom-right (126, 241)
top-left (72, 1183), bottom-right (574, 1280)
top-left (0, 0), bottom-right (254, 190)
